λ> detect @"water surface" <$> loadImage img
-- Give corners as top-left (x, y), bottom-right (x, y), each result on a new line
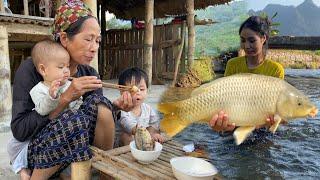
top-left (165, 69), bottom-right (320, 179)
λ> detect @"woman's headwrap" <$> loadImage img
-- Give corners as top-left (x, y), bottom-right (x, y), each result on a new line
top-left (53, 0), bottom-right (93, 40)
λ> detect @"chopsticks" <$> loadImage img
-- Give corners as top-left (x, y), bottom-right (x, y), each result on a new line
top-left (101, 82), bottom-right (132, 91)
top-left (68, 77), bottom-right (139, 93)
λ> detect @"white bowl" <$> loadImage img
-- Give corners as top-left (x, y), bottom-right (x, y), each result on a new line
top-left (170, 156), bottom-right (218, 180)
top-left (130, 141), bottom-right (162, 164)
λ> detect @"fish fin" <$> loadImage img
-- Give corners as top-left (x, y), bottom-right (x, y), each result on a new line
top-left (160, 115), bottom-right (189, 137)
top-left (269, 114), bottom-right (282, 133)
top-left (157, 102), bottom-right (179, 115)
top-left (233, 126), bottom-right (255, 145)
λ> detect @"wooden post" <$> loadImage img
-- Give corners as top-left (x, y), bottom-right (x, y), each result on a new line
top-left (23, 0), bottom-right (29, 15)
top-left (186, 0), bottom-right (195, 66)
top-left (71, 160), bottom-right (92, 180)
top-left (0, 0), bottom-right (4, 13)
top-left (172, 22), bottom-right (186, 87)
top-left (44, 0), bottom-right (50, 17)
top-left (181, 25), bottom-right (187, 73)
top-left (83, 0), bottom-right (99, 72)
top-left (99, 2), bottom-right (107, 78)
top-left (144, 0), bottom-right (154, 87)
top-left (0, 26), bottom-right (12, 122)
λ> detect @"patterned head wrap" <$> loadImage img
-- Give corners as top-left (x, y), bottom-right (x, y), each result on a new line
top-left (53, 0), bottom-right (93, 40)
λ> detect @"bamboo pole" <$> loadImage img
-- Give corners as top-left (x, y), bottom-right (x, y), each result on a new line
top-left (71, 160), bottom-right (92, 180)
top-left (23, 0), bottom-right (29, 15)
top-left (186, 0), bottom-right (195, 66)
top-left (0, 26), bottom-right (12, 122)
top-left (172, 22), bottom-right (186, 87)
top-left (83, 0), bottom-right (99, 72)
top-left (0, 0), bottom-right (4, 12)
top-left (143, 0), bottom-right (154, 88)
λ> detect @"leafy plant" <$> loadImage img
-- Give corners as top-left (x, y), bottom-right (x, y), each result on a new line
top-left (259, 12), bottom-right (280, 36)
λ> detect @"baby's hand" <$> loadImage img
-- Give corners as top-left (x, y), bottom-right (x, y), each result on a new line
top-left (49, 79), bottom-right (62, 99)
top-left (151, 133), bottom-right (165, 144)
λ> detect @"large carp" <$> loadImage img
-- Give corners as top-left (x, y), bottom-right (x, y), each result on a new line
top-left (158, 73), bottom-right (318, 145)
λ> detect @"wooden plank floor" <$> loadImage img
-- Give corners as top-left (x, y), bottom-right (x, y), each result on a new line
top-left (91, 140), bottom-right (185, 179)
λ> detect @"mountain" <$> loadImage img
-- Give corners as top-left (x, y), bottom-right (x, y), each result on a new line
top-left (252, 0), bottom-right (320, 36)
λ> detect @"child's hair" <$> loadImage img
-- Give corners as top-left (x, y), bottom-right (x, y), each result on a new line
top-left (118, 67), bottom-right (149, 88)
top-left (31, 39), bottom-right (69, 70)
top-left (239, 15), bottom-right (271, 56)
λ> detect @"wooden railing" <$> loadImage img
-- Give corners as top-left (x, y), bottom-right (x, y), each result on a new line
top-left (0, 0), bottom-right (53, 18)
top-left (104, 23), bottom-right (186, 79)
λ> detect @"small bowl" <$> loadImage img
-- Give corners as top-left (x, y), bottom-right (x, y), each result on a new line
top-left (130, 141), bottom-right (162, 164)
top-left (170, 156), bottom-right (218, 180)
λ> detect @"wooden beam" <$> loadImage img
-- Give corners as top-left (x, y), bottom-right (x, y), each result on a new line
top-left (144, 0), bottom-right (154, 87)
top-left (0, 26), bottom-right (12, 122)
top-left (186, 0), bottom-right (195, 66)
top-left (83, 0), bottom-right (99, 72)
top-left (1, 22), bottom-right (51, 35)
top-left (23, 0), bottom-right (29, 15)
top-left (0, 0), bottom-right (4, 13)
top-left (8, 33), bottom-right (49, 42)
top-left (0, 12), bottom-right (53, 21)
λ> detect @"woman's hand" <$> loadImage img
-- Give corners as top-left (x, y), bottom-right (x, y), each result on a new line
top-left (256, 115), bottom-right (287, 129)
top-left (113, 91), bottom-right (136, 112)
top-left (209, 111), bottom-right (236, 132)
top-left (62, 76), bottom-right (102, 102)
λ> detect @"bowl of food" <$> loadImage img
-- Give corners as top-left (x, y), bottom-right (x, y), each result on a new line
top-left (170, 156), bottom-right (218, 180)
top-left (130, 141), bottom-right (162, 164)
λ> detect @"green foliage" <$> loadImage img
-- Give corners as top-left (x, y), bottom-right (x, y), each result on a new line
top-left (106, 17), bottom-right (131, 29)
top-left (258, 12), bottom-right (281, 36)
top-left (315, 50), bottom-right (320, 56)
top-left (194, 1), bottom-right (248, 57)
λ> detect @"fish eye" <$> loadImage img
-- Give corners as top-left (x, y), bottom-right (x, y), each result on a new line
top-left (298, 102), bottom-right (302, 106)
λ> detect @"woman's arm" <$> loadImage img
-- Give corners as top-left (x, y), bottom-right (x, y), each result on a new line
top-left (11, 59), bottom-right (49, 141)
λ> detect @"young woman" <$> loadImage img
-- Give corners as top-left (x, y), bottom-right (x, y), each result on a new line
top-left (209, 15), bottom-right (284, 133)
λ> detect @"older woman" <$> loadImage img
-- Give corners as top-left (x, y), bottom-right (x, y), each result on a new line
top-left (10, 1), bottom-right (134, 179)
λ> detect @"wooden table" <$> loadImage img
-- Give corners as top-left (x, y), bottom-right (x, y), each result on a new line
top-left (90, 140), bottom-right (185, 179)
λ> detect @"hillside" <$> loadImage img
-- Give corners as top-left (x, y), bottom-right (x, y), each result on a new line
top-left (194, 1), bottom-right (248, 56)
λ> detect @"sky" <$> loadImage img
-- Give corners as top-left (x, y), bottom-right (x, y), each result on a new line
top-left (243, 0), bottom-right (320, 10)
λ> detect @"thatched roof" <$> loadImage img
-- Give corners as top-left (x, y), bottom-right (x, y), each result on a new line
top-left (100, 0), bottom-right (232, 20)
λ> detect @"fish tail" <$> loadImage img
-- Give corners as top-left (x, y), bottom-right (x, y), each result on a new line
top-left (160, 115), bottom-right (189, 137)
top-left (157, 102), bottom-right (179, 115)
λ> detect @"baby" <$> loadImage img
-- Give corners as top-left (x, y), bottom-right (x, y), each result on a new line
top-left (118, 67), bottom-right (164, 146)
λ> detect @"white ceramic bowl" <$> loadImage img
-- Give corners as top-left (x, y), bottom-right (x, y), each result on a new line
top-left (130, 141), bottom-right (162, 164)
top-left (170, 156), bottom-right (218, 180)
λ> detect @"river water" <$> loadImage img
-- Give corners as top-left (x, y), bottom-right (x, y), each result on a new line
top-left (167, 69), bottom-right (320, 179)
